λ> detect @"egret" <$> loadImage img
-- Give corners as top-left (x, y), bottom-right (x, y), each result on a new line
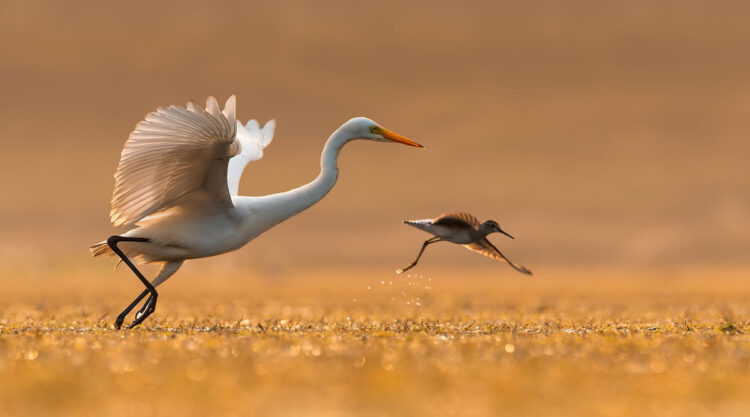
top-left (90, 95), bottom-right (423, 329)
top-left (397, 212), bottom-right (532, 275)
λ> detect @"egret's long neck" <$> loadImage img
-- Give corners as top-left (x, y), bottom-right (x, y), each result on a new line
top-left (251, 129), bottom-right (350, 224)
top-left (298, 129), bottom-right (349, 207)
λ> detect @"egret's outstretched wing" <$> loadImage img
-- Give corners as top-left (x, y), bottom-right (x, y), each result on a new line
top-left (434, 212), bottom-right (480, 229)
top-left (110, 96), bottom-right (240, 227)
top-left (464, 239), bottom-right (532, 275)
top-left (226, 119), bottom-right (275, 196)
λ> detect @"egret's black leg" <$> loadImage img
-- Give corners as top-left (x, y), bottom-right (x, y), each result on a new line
top-left (115, 289), bottom-right (148, 330)
top-left (107, 235), bottom-right (155, 329)
top-left (397, 237), bottom-right (441, 273)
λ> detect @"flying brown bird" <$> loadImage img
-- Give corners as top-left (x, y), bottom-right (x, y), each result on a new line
top-left (398, 212), bottom-right (532, 275)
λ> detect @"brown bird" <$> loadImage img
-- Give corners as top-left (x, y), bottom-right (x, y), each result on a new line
top-left (398, 212), bottom-right (532, 275)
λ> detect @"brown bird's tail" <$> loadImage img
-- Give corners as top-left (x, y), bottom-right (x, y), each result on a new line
top-left (403, 219), bottom-right (434, 232)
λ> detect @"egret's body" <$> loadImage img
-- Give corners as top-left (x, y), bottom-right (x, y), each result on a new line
top-left (91, 95), bottom-right (422, 328)
top-left (397, 212), bottom-right (532, 275)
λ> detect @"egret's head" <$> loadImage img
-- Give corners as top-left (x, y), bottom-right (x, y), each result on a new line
top-left (340, 117), bottom-right (424, 148)
top-left (480, 220), bottom-right (514, 239)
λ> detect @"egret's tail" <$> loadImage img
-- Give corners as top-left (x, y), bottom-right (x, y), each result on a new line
top-left (89, 239), bottom-right (133, 271)
top-left (89, 241), bottom-right (113, 257)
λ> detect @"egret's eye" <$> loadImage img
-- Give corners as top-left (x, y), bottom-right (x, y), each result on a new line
top-left (370, 126), bottom-right (378, 134)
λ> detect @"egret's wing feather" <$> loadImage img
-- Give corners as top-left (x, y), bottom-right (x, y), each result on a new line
top-left (227, 119), bottom-right (275, 196)
top-left (464, 239), bottom-right (532, 275)
top-left (260, 119), bottom-right (275, 147)
top-left (434, 212), bottom-right (480, 229)
top-left (110, 95), bottom-right (239, 227)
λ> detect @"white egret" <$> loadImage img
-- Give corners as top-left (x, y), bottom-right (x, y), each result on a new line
top-left (90, 95), bottom-right (423, 328)
top-left (397, 212), bottom-right (531, 275)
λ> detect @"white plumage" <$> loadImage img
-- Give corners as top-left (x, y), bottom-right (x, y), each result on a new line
top-left (227, 118), bottom-right (275, 196)
top-left (91, 95), bottom-right (423, 328)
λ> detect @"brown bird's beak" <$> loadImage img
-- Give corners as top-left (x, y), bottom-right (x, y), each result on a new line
top-left (375, 126), bottom-right (425, 149)
top-left (497, 227), bottom-right (514, 239)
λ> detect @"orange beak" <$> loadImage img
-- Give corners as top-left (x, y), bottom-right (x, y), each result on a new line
top-left (375, 126), bottom-right (424, 149)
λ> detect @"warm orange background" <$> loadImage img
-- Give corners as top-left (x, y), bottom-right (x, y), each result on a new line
top-left (1, 1), bottom-right (749, 271)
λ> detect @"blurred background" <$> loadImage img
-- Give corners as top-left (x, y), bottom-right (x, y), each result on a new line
top-left (1, 0), bottom-right (749, 273)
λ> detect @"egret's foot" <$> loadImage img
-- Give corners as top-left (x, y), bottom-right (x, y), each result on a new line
top-left (127, 309), bottom-right (153, 329)
top-left (114, 290), bottom-right (151, 330)
top-left (135, 294), bottom-right (155, 318)
top-left (396, 269), bottom-right (404, 274)
top-left (114, 314), bottom-right (126, 330)
top-left (128, 292), bottom-right (158, 329)
top-left (114, 289), bottom-right (149, 330)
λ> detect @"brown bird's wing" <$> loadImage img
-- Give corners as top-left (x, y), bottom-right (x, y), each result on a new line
top-left (463, 238), bottom-right (532, 275)
top-left (433, 212), bottom-right (480, 229)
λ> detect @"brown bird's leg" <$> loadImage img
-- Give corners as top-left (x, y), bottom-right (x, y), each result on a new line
top-left (397, 237), bottom-right (442, 273)
top-left (106, 236), bottom-right (157, 329)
